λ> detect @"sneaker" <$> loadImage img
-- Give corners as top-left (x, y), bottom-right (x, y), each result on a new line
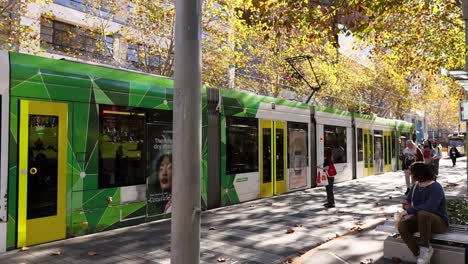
top-left (417, 246), bottom-right (433, 264)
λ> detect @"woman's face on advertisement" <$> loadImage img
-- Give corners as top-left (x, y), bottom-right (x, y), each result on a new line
top-left (158, 156), bottom-right (172, 191)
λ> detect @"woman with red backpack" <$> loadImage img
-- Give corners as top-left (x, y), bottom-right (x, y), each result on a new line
top-left (323, 147), bottom-right (337, 208)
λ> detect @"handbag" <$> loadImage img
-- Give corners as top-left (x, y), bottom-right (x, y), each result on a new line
top-left (328, 162), bottom-right (337, 176)
top-left (316, 170), bottom-right (329, 186)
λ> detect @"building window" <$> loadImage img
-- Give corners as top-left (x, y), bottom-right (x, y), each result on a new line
top-left (127, 43), bottom-right (162, 72)
top-left (226, 117), bottom-right (258, 174)
top-left (40, 19), bottom-right (113, 60)
top-left (324, 125), bottom-right (347, 164)
top-left (53, 0), bottom-right (112, 18)
top-left (54, 0), bottom-right (86, 10)
top-left (357, 128), bottom-right (363, 161)
top-left (99, 105), bottom-right (145, 188)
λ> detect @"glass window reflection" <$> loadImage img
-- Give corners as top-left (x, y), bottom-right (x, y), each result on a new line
top-left (324, 125), bottom-right (347, 164)
top-left (226, 117), bottom-right (259, 175)
top-left (99, 105), bottom-right (146, 188)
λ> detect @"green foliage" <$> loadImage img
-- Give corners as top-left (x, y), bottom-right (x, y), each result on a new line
top-left (447, 198), bottom-right (468, 225)
top-left (0, 0), bottom-right (52, 51)
top-left (4, 0), bottom-right (465, 120)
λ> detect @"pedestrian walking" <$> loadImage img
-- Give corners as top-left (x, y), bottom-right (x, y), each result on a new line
top-left (449, 146), bottom-right (459, 166)
top-left (396, 162), bottom-right (448, 264)
top-left (400, 140), bottom-right (423, 195)
top-left (323, 147), bottom-right (337, 208)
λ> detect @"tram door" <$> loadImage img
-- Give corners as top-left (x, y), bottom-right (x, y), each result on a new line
top-left (363, 130), bottom-right (374, 176)
top-left (374, 131), bottom-right (383, 175)
top-left (383, 132), bottom-right (392, 172)
top-left (259, 120), bottom-right (287, 197)
top-left (17, 100), bottom-right (68, 247)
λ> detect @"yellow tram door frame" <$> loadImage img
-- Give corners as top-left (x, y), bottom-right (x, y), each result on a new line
top-left (260, 120), bottom-right (287, 197)
top-left (17, 100), bottom-right (68, 247)
top-left (383, 132), bottom-right (392, 172)
top-left (260, 120), bottom-right (273, 197)
top-left (273, 121), bottom-right (286, 196)
top-left (363, 130), bottom-right (374, 176)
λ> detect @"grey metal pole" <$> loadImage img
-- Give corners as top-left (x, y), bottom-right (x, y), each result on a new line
top-left (171, 0), bottom-right (202, 262)
top-left (463, 0), bottom-right (468, 193)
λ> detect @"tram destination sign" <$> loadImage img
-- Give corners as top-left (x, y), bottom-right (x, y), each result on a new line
top-left (460, 101), bottom-right (468, 121)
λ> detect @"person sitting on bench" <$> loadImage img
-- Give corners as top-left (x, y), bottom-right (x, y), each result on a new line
top-left (396, 162), bottom-right (449, 264)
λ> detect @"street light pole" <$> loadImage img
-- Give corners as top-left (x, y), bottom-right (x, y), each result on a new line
top-left (171, 0), bottom-right (202, 263)
top-left (463, 0), bottom-right (468, 193)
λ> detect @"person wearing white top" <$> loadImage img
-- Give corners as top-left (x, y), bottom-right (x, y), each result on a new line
top-left (432, 142), bottom-right (442, 176)
top-left (400, 140), bottom-right (423, 195)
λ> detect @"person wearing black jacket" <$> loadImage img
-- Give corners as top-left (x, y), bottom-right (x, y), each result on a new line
top-left (449, 146), bottom-right (460, 167)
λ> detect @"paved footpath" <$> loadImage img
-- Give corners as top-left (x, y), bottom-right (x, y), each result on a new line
top-left (1, 158), bottom-right (466, 264)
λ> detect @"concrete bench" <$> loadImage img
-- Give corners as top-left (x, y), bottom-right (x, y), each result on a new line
top-left (376, 220), bottom-right (468, 264)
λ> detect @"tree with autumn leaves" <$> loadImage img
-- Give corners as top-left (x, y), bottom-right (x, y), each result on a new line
top-left (0, 0), bottom-right (465, 130)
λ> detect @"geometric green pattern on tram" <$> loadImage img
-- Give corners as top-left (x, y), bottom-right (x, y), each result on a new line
top-left (6, 52), bottom-right (209, 248)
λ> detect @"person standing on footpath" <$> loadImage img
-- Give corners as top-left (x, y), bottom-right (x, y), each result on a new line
top-left (396, 162), bottom-right (448, 264)
top-left (400, 140), bottom-right (423, 195)
top-left (432, 141), bottom-right (442, 177)
top-left (323, 147), bottom-right (337, 208)
top-left (422, 140), bottom-right (437, 171)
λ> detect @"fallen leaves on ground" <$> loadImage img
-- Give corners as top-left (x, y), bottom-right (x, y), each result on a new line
top-left (209, 227), bottom-right (216, 230)
top-left (20, 247), bottom-right (29, 251)
top-left (51, 250), bottom-right (61, 255)
top-left (87, 251), bottom-right (97, 256)
top-left (319, 224), bottom-right (328, 228)
top-left (282, 258), bottom-right (293, 264)
top-left (350, 226), bottom-right (362, 232)
top-left (294, 223), bottom-right (303, 227)
top-left (360, 258), bottom-right (373, 264)
top-left (217, 257), bottom-right (226, 262)
top-left (335, 233), bottom-right (340, 238)
top-left (298, 250), bottom-right (307, 255)
top-left (286, 228), bottom-right (295, 234)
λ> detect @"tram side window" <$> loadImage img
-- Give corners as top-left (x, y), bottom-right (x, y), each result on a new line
top-left (324, 125), bottom-right (347, 163)
top-left (226, 117), bottom-right (258, 175)
top-left (287, 122), bottom-right (309, 168)
top-left (357, 128), bottom-right (363, 161)
top-left (99, 105), bottom-right (146, 188)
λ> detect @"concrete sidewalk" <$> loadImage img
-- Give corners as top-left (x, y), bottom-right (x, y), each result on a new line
top-left (0, 158), bottom-right (466, 264)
